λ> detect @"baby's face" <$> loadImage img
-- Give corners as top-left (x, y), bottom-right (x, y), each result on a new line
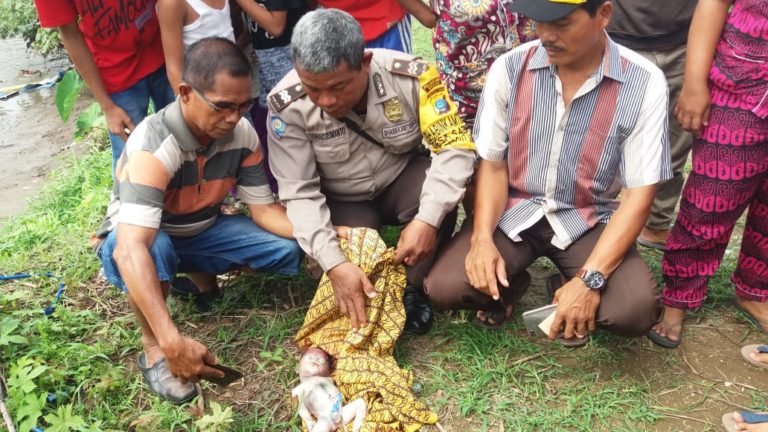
top-left (299, 348), bottom-right (331, 378)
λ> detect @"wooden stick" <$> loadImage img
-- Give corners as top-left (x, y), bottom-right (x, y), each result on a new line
top-left (510, 353), bottom-right (544, 366)
top-left (0, 375), bottom-right (17, 432)
top-left (660, 412), bottom-right (714, 427)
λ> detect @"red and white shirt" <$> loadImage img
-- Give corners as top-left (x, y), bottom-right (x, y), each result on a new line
top-left (475, 37), bottom-right (672, 249)
top-left (34, 0), bottom-right (166, 93)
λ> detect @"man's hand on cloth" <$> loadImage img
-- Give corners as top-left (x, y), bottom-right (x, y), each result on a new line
top-left (327, 262), bottom-right (377, 330)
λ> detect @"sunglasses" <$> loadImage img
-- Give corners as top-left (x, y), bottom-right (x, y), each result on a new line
top-left (189, 84), bottom-right (254, 116)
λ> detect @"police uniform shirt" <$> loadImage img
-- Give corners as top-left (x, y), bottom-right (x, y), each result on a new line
top-left (267, 48), bottom-right (475, 272)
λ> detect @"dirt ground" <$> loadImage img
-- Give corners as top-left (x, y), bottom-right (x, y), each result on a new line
top-left (0, 37), bottom-right (86, 224)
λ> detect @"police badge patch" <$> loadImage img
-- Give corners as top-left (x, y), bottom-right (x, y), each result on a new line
top-left (383, 98), bottom-right (403, 122)
top-left (270, 115), bottom-right (286, 138)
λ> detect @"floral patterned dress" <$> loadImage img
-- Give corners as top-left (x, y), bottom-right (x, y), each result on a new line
top-left (430, 0), bottom-right (536, 128)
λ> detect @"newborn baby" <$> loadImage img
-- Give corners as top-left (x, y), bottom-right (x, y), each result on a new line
top-left (292, 347), bottom-right (366, 432)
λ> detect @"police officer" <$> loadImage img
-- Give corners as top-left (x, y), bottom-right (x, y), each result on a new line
top-left (267, 8), bottom-right (476, 334)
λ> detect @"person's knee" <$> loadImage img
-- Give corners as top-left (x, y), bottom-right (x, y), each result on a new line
top-left (270, 237), bottom-right (303, 271)
top-left (600, 289), bottom-right (662, 337)
top-left (424, 266), bottom-right (468, 310)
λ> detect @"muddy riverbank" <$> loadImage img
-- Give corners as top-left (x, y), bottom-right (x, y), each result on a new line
top-left (0, 37), bottom-right (90, 224)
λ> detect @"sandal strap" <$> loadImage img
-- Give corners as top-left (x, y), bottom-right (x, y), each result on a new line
top-left (741, 412), bottom-right (768, 424)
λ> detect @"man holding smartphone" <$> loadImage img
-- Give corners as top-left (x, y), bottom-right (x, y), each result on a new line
top-left (424, 0), bottom-right (670, 345)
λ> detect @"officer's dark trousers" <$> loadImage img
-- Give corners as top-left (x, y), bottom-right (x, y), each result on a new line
top-left (325, 156), bottom-right (457, 292)
top-left (424, 217), bottom-right (662, 337)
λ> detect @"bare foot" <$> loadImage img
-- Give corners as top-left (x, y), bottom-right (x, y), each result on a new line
top-left (639, 227), bottom-right (670, 245)
top-left (142, 344), bottom-right (165, 367)
top-left (735, 297), bottom-right (768, 333)
top-left (650, 306), bottom-right (686, 343)
top-left (730, 412), bottom-right (768, 431)
top-left (476, 304), bottom-right (514, 327)
top-left (748, 349), bottom-right (768, 366)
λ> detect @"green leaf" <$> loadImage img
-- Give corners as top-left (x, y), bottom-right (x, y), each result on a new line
top-left (194, 402), bottom-right (234, 432)
top-left (15, 392), bottom-right (46, 432)
top-left (75, 102), bottom-right (105, 139)
top-left (8, 358), bottom-right (48, 394)
top-left (0, 318), bottom-right (27, 346)
top-left (55, 70), bottom-right (84, 123)
top-left (43, 404), bottom-right (86, 432)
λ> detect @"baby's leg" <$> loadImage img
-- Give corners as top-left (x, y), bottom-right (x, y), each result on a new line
top-left (311, 417), bottom-right (338, 432)
top-left (342, 399), bottom-right (367, 432)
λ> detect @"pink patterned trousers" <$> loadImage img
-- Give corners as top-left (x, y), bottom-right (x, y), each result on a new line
top-left (661, 84), bottom-right (768, 309)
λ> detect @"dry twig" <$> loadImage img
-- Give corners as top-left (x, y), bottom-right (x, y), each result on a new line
top-left (0, 374), bottom-right (17, 432)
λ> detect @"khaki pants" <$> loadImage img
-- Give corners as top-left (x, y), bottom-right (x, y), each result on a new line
top-left (326, 156), bottom-right (458, 291)
top-left (424, 218), bottom-right (662, 337)
top-left (639, 44), bottom-right (693, 230)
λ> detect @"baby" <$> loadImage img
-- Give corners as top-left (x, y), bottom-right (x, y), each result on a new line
top-left (292, 347), bottom-right (366, 432)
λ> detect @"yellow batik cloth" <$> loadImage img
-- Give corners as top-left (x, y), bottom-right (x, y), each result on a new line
top-left (295, 228), bottom-right (438, 432)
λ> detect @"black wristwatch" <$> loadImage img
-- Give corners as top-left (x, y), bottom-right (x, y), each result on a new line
top-left (576, 268), bottom-right (606, 291)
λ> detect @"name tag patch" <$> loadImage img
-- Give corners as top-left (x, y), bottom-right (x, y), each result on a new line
top-left (306, 127), bottom-right (347, 141)
top-left (382, 119), bottom-right (418, 139)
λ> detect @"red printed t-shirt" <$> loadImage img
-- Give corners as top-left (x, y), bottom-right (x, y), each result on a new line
top-left (34, 0), bottom-right (165, 93)
top-left (316, 0), bottom-right (405, 42)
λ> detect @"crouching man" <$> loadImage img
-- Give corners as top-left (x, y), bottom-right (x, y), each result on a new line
top-left (94, 38), bottom-right (302, 403)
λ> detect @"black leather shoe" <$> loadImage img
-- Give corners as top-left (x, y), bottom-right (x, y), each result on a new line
top-left (403, 286), bottom-right (433, 335)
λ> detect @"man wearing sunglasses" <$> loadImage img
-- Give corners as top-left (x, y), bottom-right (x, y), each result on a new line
top-left (93, 37), bottom-right (302, 403)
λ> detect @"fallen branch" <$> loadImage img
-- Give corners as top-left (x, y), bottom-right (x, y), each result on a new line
top-left (660, 412), bottom-right (714, 427)
top-left (691, 389), bottom-right (756, 412)
top-left (680, 349), bottom-right (699, 376)
top-left (510, 353), bottom-right (544, 366)
top-left (0, 374), bottom-right (17, 432)
top-left (680, 351), bottom-right (761, 392)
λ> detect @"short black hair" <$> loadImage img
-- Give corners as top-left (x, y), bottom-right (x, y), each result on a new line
top-left (182, 37), bottom-right (251, 92)
top-left (580, 0), bottom-right (609, 17)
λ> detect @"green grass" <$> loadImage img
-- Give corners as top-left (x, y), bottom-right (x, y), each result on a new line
top-left (1, 21), bottom-right (763, 432)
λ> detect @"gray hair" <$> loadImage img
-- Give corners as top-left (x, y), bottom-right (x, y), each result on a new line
top-left (291, 9), bottom-right (365, 73)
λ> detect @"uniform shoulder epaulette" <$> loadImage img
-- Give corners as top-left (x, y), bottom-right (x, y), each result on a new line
top-left (269, 83), bottom-right (306, 112)
top-left (389, 58), bottom-right (430, 78)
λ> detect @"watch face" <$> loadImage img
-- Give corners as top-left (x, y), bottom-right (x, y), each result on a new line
top-left (584, 271), bottom-right (605, 290)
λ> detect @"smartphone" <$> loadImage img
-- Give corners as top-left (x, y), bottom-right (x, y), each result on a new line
top-left (202, 363), bottom-right (243, 387)
top-left (522, 303), bottom-right (558, 337)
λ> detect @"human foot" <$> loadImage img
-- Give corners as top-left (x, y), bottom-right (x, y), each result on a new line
top-left (722, 412), bottom-right (768, 431)
top-left (735, 297), bottom-right (768, 334)
top-left (474, 304), bottom-right (515, 330)
top-left (647, 306), bottom-right (685, 348)
top-left (741, 345), bottom-right (768, 369)
top-left (141, 344), bottom-right (166, 367)
top-left (637, 227), bottom-right (670, 250)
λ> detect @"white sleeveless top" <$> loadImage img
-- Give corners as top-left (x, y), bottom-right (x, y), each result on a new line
top-left (182, 0), bottom-right (236, 47)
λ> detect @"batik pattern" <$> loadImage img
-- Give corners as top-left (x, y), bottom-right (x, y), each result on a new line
top-left (430, 0), bottom-right (535, 128)
top-left (295, 228), bottom-right (438, 431)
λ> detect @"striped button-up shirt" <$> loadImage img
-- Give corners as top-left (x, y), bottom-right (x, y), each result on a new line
top-left (474, 37), bottom-right (672, 249)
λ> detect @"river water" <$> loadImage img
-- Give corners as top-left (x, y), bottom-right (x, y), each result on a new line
top-left (0, 37), bottom-right (82, 223)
